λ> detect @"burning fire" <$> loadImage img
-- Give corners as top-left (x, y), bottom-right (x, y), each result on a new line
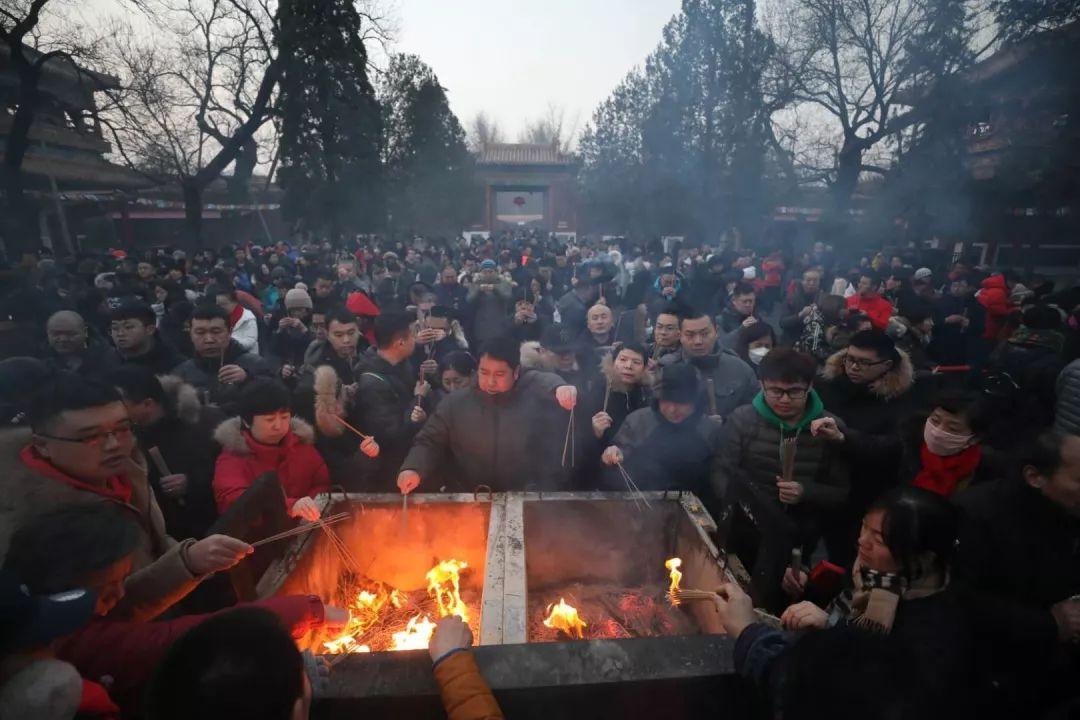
top-left (427, 559), bottom-right (469, 622)
top-left (543, 597), bottom-right (588, 639)
top-left (391, 614), bottom-right (437, 651)
top-left (322, 558), bottom-right (471, 655)
top-left (665, 557), bottom-right (683, 605)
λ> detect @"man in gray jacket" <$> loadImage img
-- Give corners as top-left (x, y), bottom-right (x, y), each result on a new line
top-left (660, 307), bottom-right (757, 421)
top-left (397, 336), bottom-right (578, 493)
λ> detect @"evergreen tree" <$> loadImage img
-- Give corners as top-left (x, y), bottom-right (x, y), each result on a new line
top-left (579, 0), bottom-right (772, 240)
top-left (380, 54), bottom-right (476, 236)
top-left (992, 0), bottom-right (1080, 40)
top-left (275, 0), bottom-right (383, 237)
top-left (874, 0), bottom-right (979, 243)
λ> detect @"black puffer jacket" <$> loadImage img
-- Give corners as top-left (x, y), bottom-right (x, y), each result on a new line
top-left (814, 348), bottom-right (915, 566)
top-left (713, 400), bottom-right (849, 514)
top-left (602, 404), bottom-right (721, 508)
top-left (401, 369), bottom-right (567, 492)
top-left (815, 349), bottom-right (914, 500)
top-left (172, 340), bottom-right (271, 412)
top-left (344, 349), bottom-right (423, 490)
top-left (112, 338), bottom-right (187, 375)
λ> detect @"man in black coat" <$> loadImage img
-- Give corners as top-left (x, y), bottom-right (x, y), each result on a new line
top-left (954, 430), bottom-right (1080, 718)
top-left (109, 300), bottom-right (186, 374)
top-left (318, 312), bottom-right (424, 491)
top-left (171, 304), bottom-right (271, 413)
top-left (41, 310), bottom-right (117, 379)
top-left (397, 336), bottom-right (577, 494)
top-left (813, 330), bottom-right (915, 566)
top-left (928, 273), bottom-right (985, 367)
top-left (110, 367), bottom-right (224, 540)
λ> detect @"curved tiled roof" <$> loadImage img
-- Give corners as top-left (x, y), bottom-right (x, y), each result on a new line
top-left (476, 143), bottom-right (575, 166)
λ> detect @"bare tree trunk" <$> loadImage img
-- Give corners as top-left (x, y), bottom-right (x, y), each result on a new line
top-left (831, 139), bottom-right (864, 214)
top-left (1, 52), bottom-right (42, 257)
top-left (182, 181), bottom-right (204, 248)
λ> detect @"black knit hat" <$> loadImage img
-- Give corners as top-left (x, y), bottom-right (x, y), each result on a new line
top-left (657, 364), bottom-right (700, 404)
top-left (540, 324), bottom-right (577, 354)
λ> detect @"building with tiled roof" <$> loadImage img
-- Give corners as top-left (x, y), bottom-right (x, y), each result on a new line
top-left (470, 143), bottom-right (579, 236)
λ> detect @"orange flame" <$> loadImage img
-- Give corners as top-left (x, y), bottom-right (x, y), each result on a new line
top-left (391, 614), bottom-right (437, 651)
top-left (426, 559), bottom-right (469, 622)
top-left (543, 597), bottom-right (587, 639)
top-left (322, 559), bottom-right (471, 655)
top-left (665, 557), bottom-right (683, 605)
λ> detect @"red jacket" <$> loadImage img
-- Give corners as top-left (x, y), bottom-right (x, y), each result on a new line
top-left (762, 256), bottom-right (784, 288)
top-left (212, 417), bottom-right (330, 513)
top-left (976, 274), bottom-right (1013, 341)
top-left (57, 595), bottom-right (325, 713)
top-left (846, 292), bottom-right (894, 331)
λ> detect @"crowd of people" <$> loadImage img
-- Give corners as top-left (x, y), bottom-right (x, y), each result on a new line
top-left (0, 231), bottom-right (1077, 719)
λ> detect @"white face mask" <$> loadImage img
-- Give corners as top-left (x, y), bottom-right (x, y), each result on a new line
top-left (748, 346), bottom-right (770, 365)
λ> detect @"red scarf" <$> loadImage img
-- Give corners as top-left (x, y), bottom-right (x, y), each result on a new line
top-left (79, 679), bottom-right (120, 718)
top-left (228, 303), bottom-right (245, 331)
top-left (19, 446), bottom-right (133, 504)
top-left (913, 443), bottom-right (982, 497)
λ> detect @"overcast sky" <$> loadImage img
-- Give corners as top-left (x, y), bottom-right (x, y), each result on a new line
top-left (81, 0), bottom-right (682, 144)
top-left (392, 0), bottom-right (682, 143)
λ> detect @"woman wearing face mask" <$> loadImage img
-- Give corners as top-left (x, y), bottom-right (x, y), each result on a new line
top-left (900, 391), bottom-right (994, 498)
top-left (734, 321), bottom-right (776, 376)
top-left (212, 379), bottom-right (329, 519)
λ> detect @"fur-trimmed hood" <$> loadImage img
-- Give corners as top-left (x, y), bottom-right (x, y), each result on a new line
top-left (213, 416), bottom-right (316, 454)
top-left (520, 341), bottom-right (547, 371)
top-left (157, 374), bottom-right (202, 424)
top-left (820, 347), bottom-right (914, 401)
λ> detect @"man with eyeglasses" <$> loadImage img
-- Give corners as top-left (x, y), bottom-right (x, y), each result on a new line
top-left (647, 310), bottom-right (682, 363)
top-left (660, 307), bottom-right (757, 422)
top-left (813, 329), bottom-right (915, 567)
top-left (715, 348), bottom-right (849, 610)
top-left (0, 374), bottom-right (252, 621)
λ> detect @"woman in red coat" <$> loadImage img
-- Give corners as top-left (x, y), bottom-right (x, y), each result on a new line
top-left (212, 379), bottom-right (330, 519)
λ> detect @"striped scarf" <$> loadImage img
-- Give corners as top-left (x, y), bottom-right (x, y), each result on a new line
top-left (827, 557), bottom-right (946, 634)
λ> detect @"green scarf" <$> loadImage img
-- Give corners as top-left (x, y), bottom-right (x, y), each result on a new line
top-left (752, 389), bottom-right (825, 434)
top-left (1008, 325), bottom-right (1064, 353)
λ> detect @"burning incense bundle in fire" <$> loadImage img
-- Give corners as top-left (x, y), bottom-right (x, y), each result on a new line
top-left (665, 557), bottom-right (683, 605)
top-left (542, 597), bottom-right (588, 639)
top-left (321, 557), bottom-right (473, 655)
top-left (426, 559), bottom-right (469, 622)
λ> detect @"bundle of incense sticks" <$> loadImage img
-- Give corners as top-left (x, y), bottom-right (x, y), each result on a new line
top-left (781, 437), bottom-right (798, 484)
top-left (705, 378), bottom-right (718, 415)
top-left (250, 512), bottom-right (350, 548)
top-left (615, 461), bottom-right (651, 510)
top-left (561, 408), bottom-right (576, 468)
top-left (671, 589), bottom-right (783, 625)
top-left (672, 589), bottom-right (717, 603)
top-left (317, 515), bottom-right (361, 573)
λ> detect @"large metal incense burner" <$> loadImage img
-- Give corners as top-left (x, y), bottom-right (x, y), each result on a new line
top-left (255, 491), bottom-right (748, 719)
